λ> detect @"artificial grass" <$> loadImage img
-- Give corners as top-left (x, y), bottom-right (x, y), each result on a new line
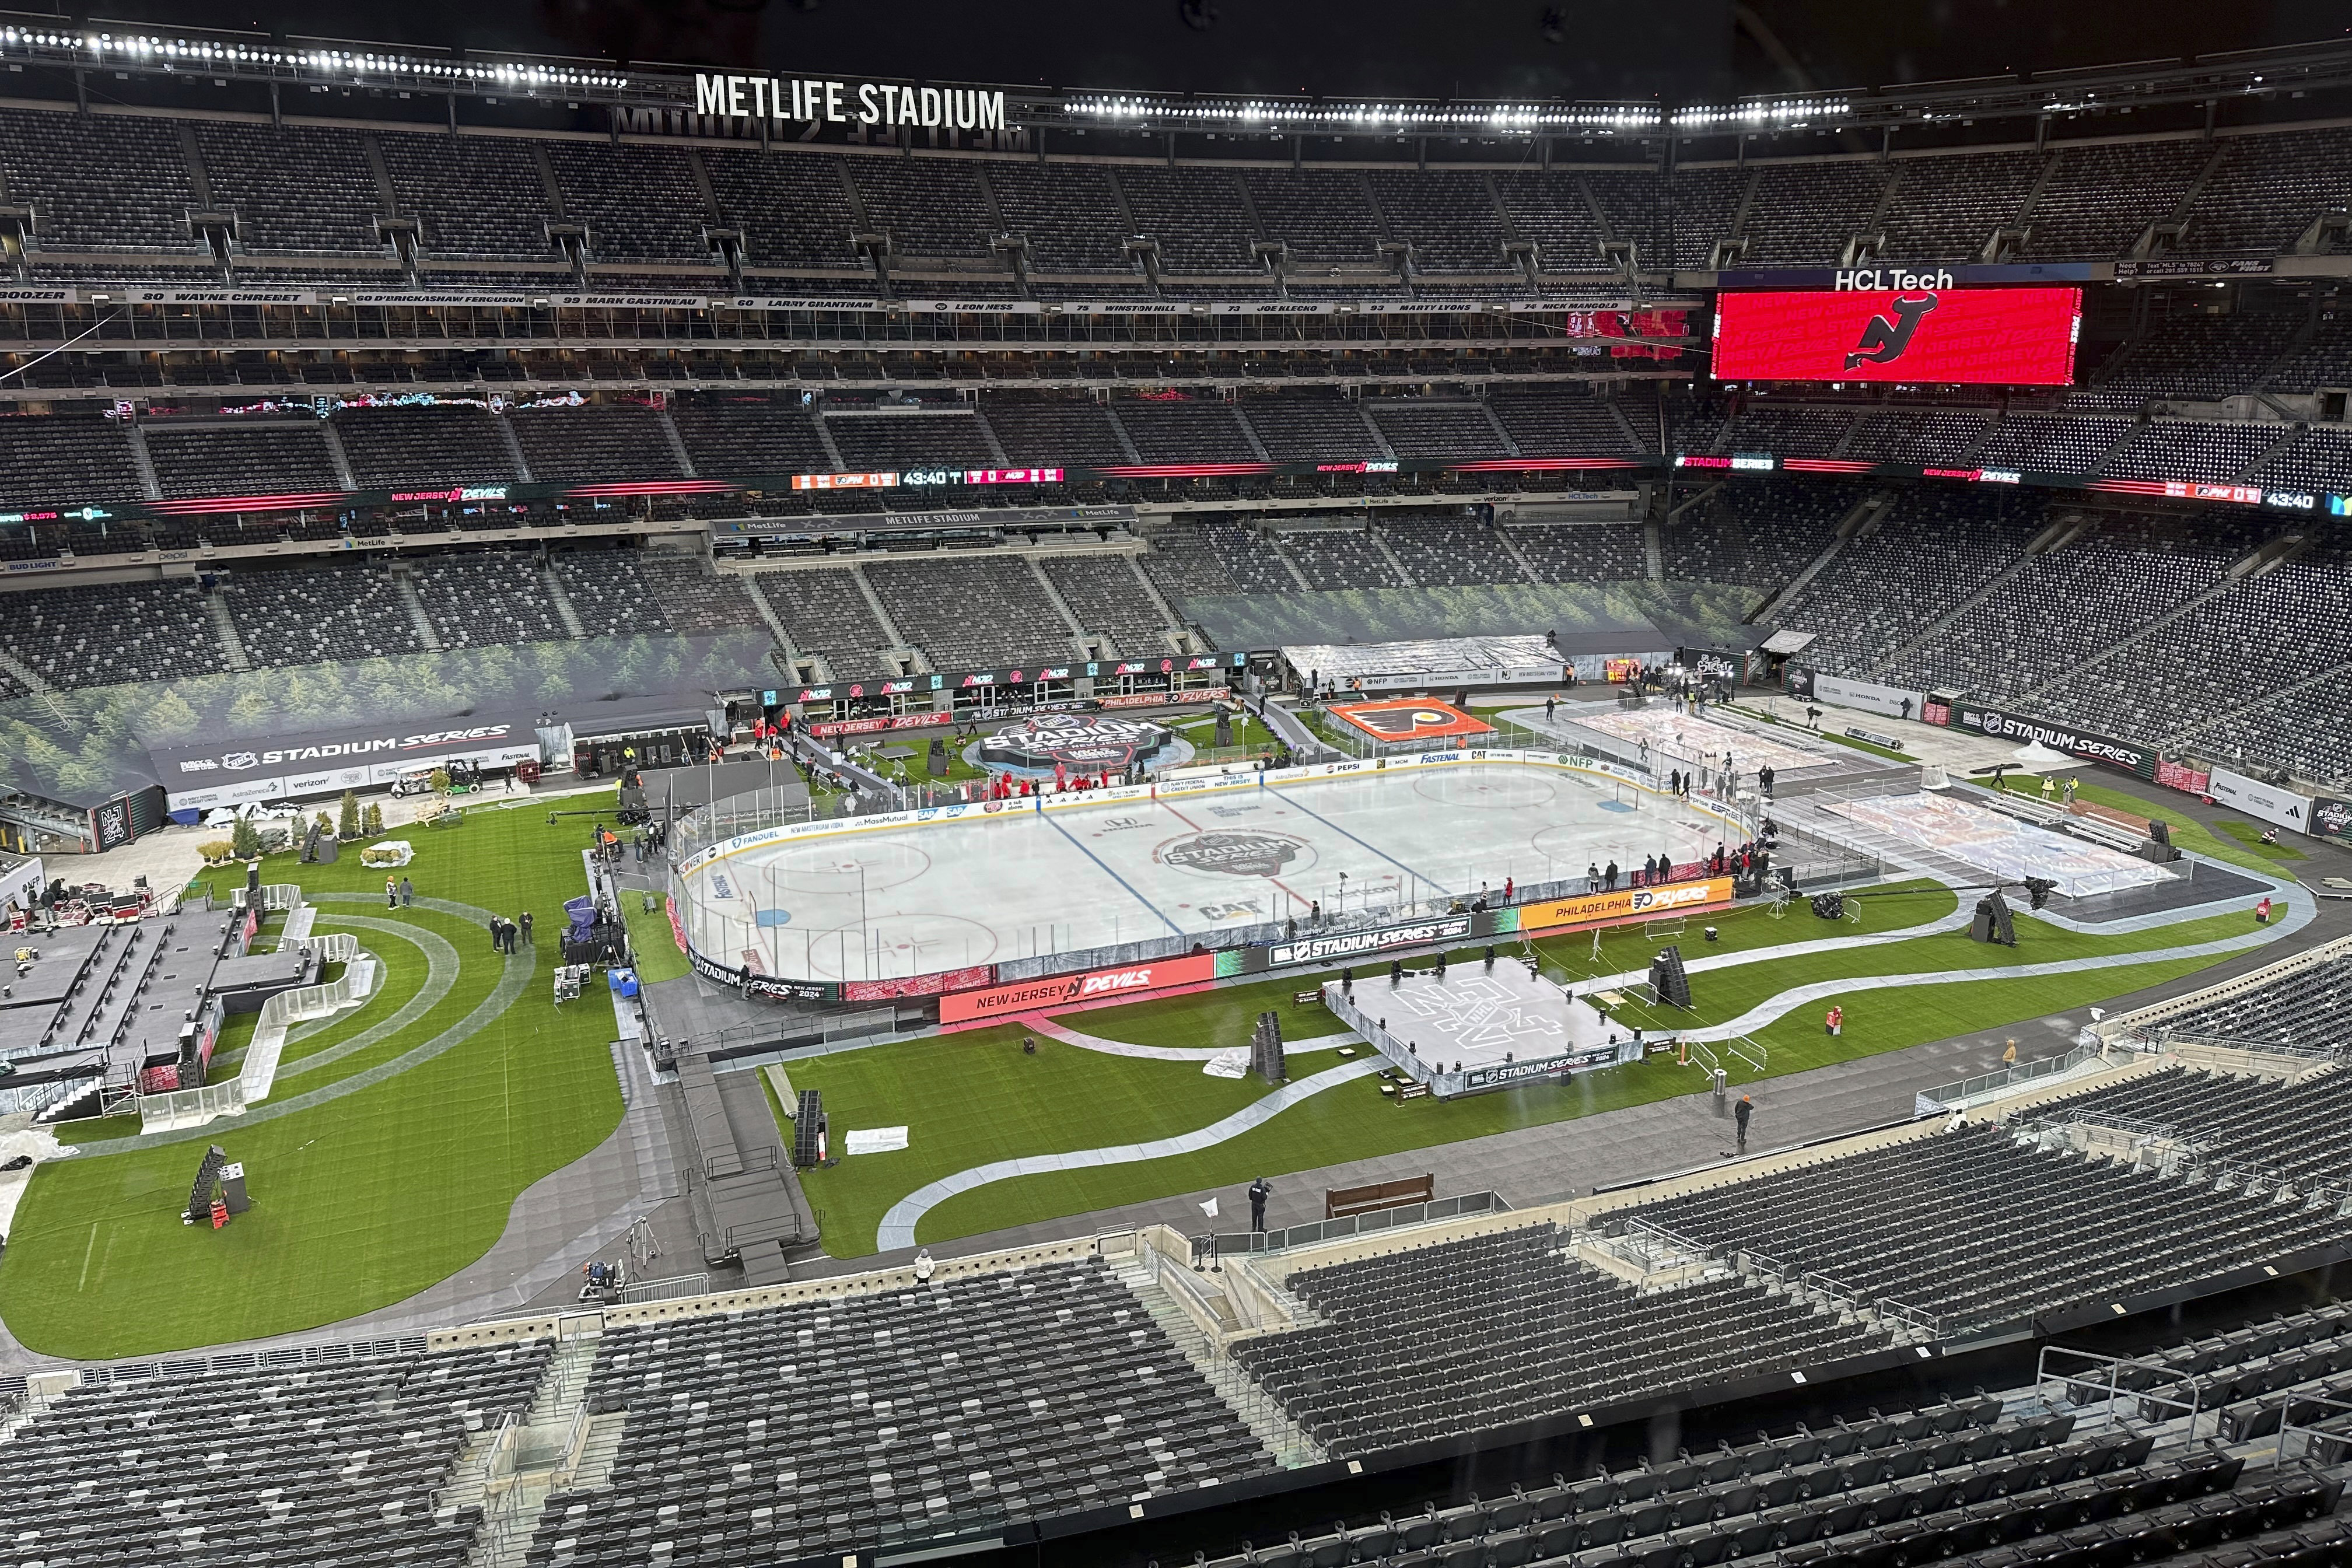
top-left (1817, 731), bottom-right (1916, 763)
top-left (0, 794), bottom-right (626, 1360)
top-left (804, 892), bottom-right (2269, 1255)
top-left (622, 896), bottom-right (692, 984)
top-left (254, 911), bottom-right (503, 1098)
top-left (792, 1030), bottom-right (1350, 1255)
top-left (46, 1114), bottom-right (141, 1143)
top-left (1592, 905), bottom-right (2259, 1038)
top-left (2214, 819), bottom-right (2306, 863)
top-left (270, 921), bottom-right (432, 1070)
top-left (912, 947), bottom-right (2219, 1248)
top-left (1056, 880), bottom-right (1961, 1049)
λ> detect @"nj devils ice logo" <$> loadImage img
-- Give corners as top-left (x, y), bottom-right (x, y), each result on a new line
top-left (1845, 292), bottom-right (1938, 369)
top-left (1160, 831), bottom-right (1306, 878)
top-left (978, 712), bottom-right (1171, 771)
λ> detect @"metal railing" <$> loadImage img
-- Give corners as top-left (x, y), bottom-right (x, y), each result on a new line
top-left (77, 1332), bottom-right (436, 1387)
top-left (1201, 1190), bottom-right (1510, 1256)
top-left (2036, 1343), bottom-right (2210, 1447)
top-left (2272, 1387), bottom-right (2352, 1465)
top-left (617, 1272), bottom-right (712, 1306)
top-left (1915, 1038), bottom-right (2108, 1118)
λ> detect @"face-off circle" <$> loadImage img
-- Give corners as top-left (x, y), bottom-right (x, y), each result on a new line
top-left (1155, 830), bottom-right (1318, 880)
top-left (978, 712), bottom-right (1174, 772)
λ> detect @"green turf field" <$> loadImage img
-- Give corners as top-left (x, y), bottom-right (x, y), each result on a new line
top-left (793, 874), bottom-right (2269, 1255)
top-left (0, 794), bottom-right (626, 1361)
top-left (621, 896), bottom-right (692, 984)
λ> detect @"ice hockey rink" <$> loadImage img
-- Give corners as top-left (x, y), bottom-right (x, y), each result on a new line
top-left (677, 762), bottom-right (1748, 985)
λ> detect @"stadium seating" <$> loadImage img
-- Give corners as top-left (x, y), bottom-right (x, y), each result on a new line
top-left (1383, 516), bottom-right (1530, 586)
top-left (1172, 1413), bottom-right (2342, 1568)
top-left (1511, 523), bottom-right (1648, 583)
top-left (981, 394), bottom-right (1133, 467)
top-left (1626, 1120), bottom-right (2344, 1332)
top-left (1279, 527), bottom-right (1402, 590)
top-left (332, 405), bottom-right (520, 489)
top-left (410, 552), bottom-right (567, 648)
top-left (1662, 477), bottom-right (1846, 591)
top-left (195, 123), bottom-right (384, 254)
top-left (507, 405), bottom-right (685, 485)
top-left (1117, 399), bottom-right (1262, 463)
top-left (1779, 490), bottom-right (2046, 675)
top-left (524, 1259), bottom-right (1275, 1566)
top-left (850, 158), bottom-right (995, 258)
top-left (1884, 513), bottom-right (2261, 702)
top-left (1842, 407), bottom-right (1996, 465)
top-left (1239, 1222), bottom-right (1885, 1454)
top-left (0, 1340), bottom-right (552, 1568)
top-left (220, 562), bottom-right (428, 667)
top-left (0, 580), bottom-right (224, 688)
top-left (2027, 1064), bottom-right (2352, 1191)
top-left (667, 401), bottom-right (834, 477)
top-left (865, 554), bottom-right (1077, 668)
top-left (1491, 390), bottom-right (1643, 456)
top-left (141, 422), bottom-right (343, 499)
top-left (552, 549), bottom-right (674, 637)
top-left (0, 415), bottom-right (148, 510)
top-left (626, 551), bottom-right (763, 636)
top-left (1241, 392), bottom-right (1383, 464)
top-left (2028, 540), bottom-right (2352, 765)
top-left (1136, 521), bottom-right (1245, 601)
top-left (754, 566), bottom-right (894, 671)
top-left (987, 161), bottom-right (1135, 274)
top-left (1973, 414), bottom-right (2137, 474)
top-left (825, 410), bottom-right (996, 469)
top-left (1370, 400), bottom-right (1515, 460)
top-left (1038, 554), bottom-right (1171, 656)
top-left (701, 146), bottom-right (862, 269)
top-left (0, 107), bottom-right (199, 250)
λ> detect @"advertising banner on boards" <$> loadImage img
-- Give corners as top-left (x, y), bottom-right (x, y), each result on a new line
top-left (2206, 768), bottom-right (2315, 834)
top-left (939, 952), bottom-right (1217, 1025)
top-left (1798, 669), bottom-right (1927, 722)
top-left (1518, 877), bottom-right (1738, 936)
top-left (1948, 703), bottom-right (2158, 780)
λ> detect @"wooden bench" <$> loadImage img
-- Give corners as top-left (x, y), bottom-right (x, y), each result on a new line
top-left (1326, 1172), bottom-right (1435, 1219)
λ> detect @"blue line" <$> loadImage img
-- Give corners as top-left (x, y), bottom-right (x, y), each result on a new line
top-left (1278, 783), bottom-right (1447, 892)
top-left (1045, 811), bottom-right (1184, 937)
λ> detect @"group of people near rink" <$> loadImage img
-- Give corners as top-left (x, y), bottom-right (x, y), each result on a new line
top-left (1584, 838), bottom-right (1766, 892)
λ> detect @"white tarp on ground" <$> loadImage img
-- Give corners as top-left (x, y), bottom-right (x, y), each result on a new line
top-left (1573, 706), bottom-right (1831, 775)
top-left (1203, 1049), bottom-right (1250, 1078)
top-left (0, 1123), bottom-right (66, 1241)
top-left (1282, 634), bottom-right (1562, 691)
top-left (1822, 792), bottom-right (2169, 898)
top-left (845, 1126), bottom-right (909, 1155)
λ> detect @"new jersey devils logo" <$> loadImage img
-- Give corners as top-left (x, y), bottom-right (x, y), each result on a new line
top-left (1846, 292), bottom-right (1938, 369)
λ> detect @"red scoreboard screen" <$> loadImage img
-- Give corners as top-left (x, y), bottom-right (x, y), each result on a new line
top-left (1712, 286), bottom-right (2081, 385)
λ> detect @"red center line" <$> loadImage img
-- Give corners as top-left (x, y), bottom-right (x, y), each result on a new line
top-left (1157, 797), bottom-right (1203, 832)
